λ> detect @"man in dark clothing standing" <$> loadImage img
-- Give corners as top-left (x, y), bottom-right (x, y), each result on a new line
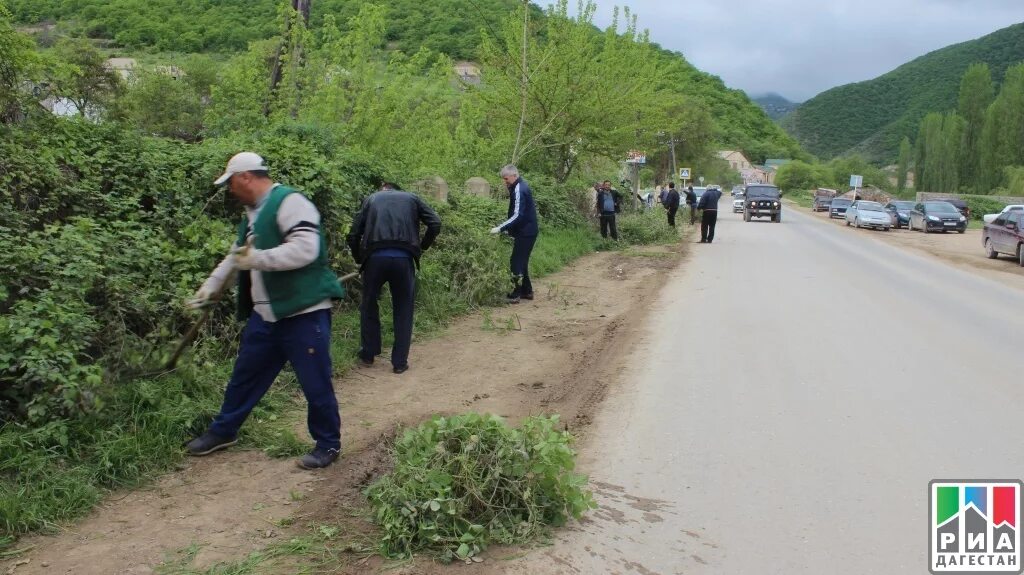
top-left (696, 186), bottom-right (722, 243)
top-left (685, 185), bottom-right (698, 225)
top-left (595, 180), bottom-right (621, 240)
top-left (347, 182), bottom-right (442, 374)
top-left (664, 182), bottom-right (681, 227)
top-left (491, 165), bottom-right (539, 303)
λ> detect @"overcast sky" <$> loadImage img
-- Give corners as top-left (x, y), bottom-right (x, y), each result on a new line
top-left (584, 0), bottom-right (1023, 102)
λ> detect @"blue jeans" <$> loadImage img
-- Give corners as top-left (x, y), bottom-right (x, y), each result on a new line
top-left (209, 309), bottom-right (341, 450)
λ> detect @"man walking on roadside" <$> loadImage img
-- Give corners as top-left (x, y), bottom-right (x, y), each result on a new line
top-left (595, 180), bottom-right (621, 240)
top-left (185, 152), bottom-right (345, 470)
top-left (664, 182), bottom-right (680, 227)
top-left (490, 165), bottom-right (538, 303)
top-left (697, 184), bottom-right (722, 243)
top-left (347, 182), bottom-right (442, 375)
top-left (685, 185), bottom-right (698, 225)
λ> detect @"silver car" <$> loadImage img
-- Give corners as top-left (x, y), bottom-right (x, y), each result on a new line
top-left (732, 193), bottom-right (745, 213)
top-left (845, 200), bottom-right (891, 231)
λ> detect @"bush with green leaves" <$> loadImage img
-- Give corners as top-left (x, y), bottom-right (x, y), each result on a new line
top-left (616, 210), bottom-right (680, 245)
top-left (365, 413), bottom-right (595, 562)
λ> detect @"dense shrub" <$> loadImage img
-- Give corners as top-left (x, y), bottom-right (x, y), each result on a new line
top-left (365, 414), bottom-right (595, 561)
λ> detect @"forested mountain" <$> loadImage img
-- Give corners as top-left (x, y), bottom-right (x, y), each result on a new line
top-left (7, 0), bottom-right (800, 162)
top-left (751, 93), bottom-right (800, 121)
top-left (782, 22), bottom-right (1024, 163)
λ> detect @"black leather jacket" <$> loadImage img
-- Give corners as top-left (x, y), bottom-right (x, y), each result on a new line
top-left (346, 190), bottom-right (442, 266)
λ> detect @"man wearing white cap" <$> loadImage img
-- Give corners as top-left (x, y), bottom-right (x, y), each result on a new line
top-left (185, 152), bottom-right (345, 469)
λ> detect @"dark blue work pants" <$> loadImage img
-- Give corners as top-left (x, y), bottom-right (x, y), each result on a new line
top-left (510, 235), bottom-right (537, 296)
top-left (209, 309), bottom-right (340, 451)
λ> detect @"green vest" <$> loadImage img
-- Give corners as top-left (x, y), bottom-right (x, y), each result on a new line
top-left (236, 185), bottom-right (344, 320)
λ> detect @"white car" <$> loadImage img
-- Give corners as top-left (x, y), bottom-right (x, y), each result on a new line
top-left (732, 194), bottom-right (745, 213)
top-left (845, 200), bottom-right (891, 231)
top-left (983, 205), bottom-right (1024, 224)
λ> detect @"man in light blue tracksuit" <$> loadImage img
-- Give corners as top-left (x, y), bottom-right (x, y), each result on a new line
top-left (490, 164), bottom-right (539, 303)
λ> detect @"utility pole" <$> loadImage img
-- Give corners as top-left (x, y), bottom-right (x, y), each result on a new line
top-left (669, 135), bottom-right (679, 188)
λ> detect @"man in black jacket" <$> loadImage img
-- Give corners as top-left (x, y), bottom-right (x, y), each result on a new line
top-left (664, 182), bottom-right (681, 227)
top-left (491, 165), bottom-right (539, 303)
top-left (685, 185), bottom-right (698, 225)
top-left (347, 182), bottom-right (442, 374)
top-left (696, 186), bottom-right (722, 243)
top-left (595, 180), bottom-right (622, 239)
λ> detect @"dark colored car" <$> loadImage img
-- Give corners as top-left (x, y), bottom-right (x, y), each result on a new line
top-left (743, 184), bottom-right (782, 223)
top-left (983, 210), bottom-right (1024, 266)
top-left (813, 189), bottom-right (836, 212)
top-left (829, 198), bottom-right (852, 219)
top-left (884, 201), bottom-right (916, 229)
top-left (908, 201), bottom-right (967, 234)
top-left (941, 198), bottom-right (971, 219)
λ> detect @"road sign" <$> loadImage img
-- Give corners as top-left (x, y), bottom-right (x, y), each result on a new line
top-left (626, 150), bottom-right (647, 165)
top-left (679, 168), bottom-right (691, 179)
top-left (850, 175), bottom-right (863, 188)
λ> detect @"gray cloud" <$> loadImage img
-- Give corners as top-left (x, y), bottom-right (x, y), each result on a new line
top-left (583, 0), bottom-right (1023, 101)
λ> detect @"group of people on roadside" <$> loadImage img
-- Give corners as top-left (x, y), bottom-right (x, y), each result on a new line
top-left (592, 179), bottom-right (723, 244)
top-left (658, 182), bottom-right (721, 243)
top-left (184, 153), bottom-right (538, 470)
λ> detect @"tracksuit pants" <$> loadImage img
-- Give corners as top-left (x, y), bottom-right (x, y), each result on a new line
top-left (510, 235), bottom-right (537, 296)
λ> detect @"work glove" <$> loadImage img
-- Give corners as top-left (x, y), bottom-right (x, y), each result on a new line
top-left (489, 226), bottom-right (502, 235)
top-left (232, 237), bottom-right (261, 270)
top-left (186, 286), bottom-right (214, 310)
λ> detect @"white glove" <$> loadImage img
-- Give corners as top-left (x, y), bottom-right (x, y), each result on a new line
top-left (232, 238), bottom-right (261, 270)
top-left (186, 286), bottom-right (214, 310)
top-left (490, 226), bottom-right (502, 235)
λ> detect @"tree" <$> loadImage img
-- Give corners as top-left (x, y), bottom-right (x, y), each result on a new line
top-left (980, 63), bottom-right (1024, 191)
top-left (119, 70), bottom-right (203, 140)
top-left (957, 63), bottom-right (994, 192)
top-left (896, 136), bottom-right (912, 193)
top-left (0, 6), bottom-right (41, 122)
top-left (477, 1), bottom-right (666, 182)
top-left (49, 38), bottom-right (122, 117)
top-left (775, 160), bottom-right (819, 191)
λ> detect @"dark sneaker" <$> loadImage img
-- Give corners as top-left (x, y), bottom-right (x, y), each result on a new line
top-left (506, 291), bottom-right (521, 303)
top-left (520, 293), bottom-right (534, 301)
top-left (186, 432), bottom-right (237, 456)
top-left (356, 349), bottom-right (374, 366)
top-left (298, 447), bottom-right (340, 470)
top-left (393, 365), bottom-right (409, 374)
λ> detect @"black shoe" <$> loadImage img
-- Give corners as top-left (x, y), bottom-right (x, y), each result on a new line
top-left (186, 432), bottom-right (237, 456)
top-left (506, 291), bottom-right (521, 303)
top-left (393, 365), bottom-right (409, 374)
top-left (297, 446), bottom-right (340, 470)
top-left (356, 349), bottom-right (374, 366)
top-left (520, 293), bottom-right (534, 301)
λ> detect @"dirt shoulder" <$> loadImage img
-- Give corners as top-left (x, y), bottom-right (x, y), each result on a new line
top-left (786, 201), bottom-right (1024, 291)
top-left (3, 238), bottom-right (690, 575)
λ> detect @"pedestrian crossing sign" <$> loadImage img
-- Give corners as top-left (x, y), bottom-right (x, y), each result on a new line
top-left (679, 168), bottom-right (691, 179)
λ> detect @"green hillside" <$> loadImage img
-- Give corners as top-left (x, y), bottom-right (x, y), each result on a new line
top-left (752, 93), bottom-right (800, 121)
top-left (784, 22), bottom-right (1024, 163)
top-left (8, 0), bottom-right (799, 162)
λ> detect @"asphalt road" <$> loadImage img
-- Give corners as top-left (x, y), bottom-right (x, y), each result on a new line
top-left (503, 206), bottom-right (1024, 575)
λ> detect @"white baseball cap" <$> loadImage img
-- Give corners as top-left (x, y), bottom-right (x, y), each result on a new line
top-left (213, 152), bottom-right (268, 185)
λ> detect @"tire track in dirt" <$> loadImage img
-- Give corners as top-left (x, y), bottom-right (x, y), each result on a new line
top-left (4, 240), bottom-right (690, 575)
